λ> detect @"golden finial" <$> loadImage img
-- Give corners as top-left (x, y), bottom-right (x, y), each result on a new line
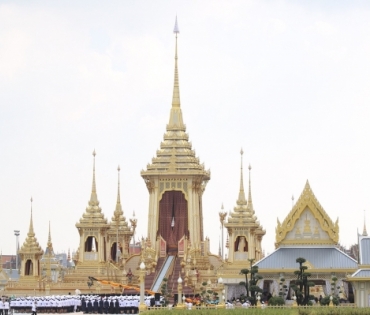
top-left (90, 150), bottom-right (98, 205)
top-left (47, 221), bottom-right (53, 250)
top-left (237, 149), bottom-right (246, 204)
top-left (167, 16), bottom-right (186, 130)
top-left (29, 197), bottom-right (35, 235)
top-left (117, 165), bottom-right (121, 196)
top-left (113, 164), bottom-right (123, 222)
top-left (172, 16), bottom-right (180, 108)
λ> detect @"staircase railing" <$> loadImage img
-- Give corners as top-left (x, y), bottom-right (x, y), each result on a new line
top-left (151, 255), bottom-right (176, 292)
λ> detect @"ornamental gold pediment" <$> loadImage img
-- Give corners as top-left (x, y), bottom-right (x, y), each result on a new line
top-left (275, 181), bottom-right (339, 248)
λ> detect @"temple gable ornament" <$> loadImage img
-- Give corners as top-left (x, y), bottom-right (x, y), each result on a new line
top-left (275, 181), bottom-right (339, 248)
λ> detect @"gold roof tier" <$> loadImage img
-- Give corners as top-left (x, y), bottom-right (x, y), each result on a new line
top-left (19, 199), bottom-right (43, 256)
top-left (76, 151), bottom-right (108, 228)
top-left (275, 180), bottom-right (339, 248)
top-left (225, 150), bottom-right (265, 237)
top-left (141, 20), bottom-right (210, 180)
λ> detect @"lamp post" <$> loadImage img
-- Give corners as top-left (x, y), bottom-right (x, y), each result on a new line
top-left (218, 277), bottom-right (225, 307)
top-left (256, 294), bottom-right (261, 308)
top-left (139, 261), bottom-right (147, 311)
top-left (14, 230), bottom-right (20, 270)
top-left (219, 206), bottom-right (227, 260)
top-left (329, 295), bottom-right (334, 307)
top-left (176, 276), bottom-right (185, 309)
top-left (292, 295), bottom-right (297, 307)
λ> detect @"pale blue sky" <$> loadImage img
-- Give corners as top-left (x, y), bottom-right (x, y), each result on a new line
top-left (0, 1), bottom-right (370, 258)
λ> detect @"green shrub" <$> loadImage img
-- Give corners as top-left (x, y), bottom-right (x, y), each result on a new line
top-left (268, 296), bottom-right (285, 306)
top-left (319, 295), bottom-right (339, 306)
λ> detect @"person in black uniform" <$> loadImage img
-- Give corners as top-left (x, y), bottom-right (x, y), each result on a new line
top-left (109, 299), bottom-right (114, 314)
top-left (98, 297), bottom-right (104, 314)
top-left (81, 298), bottom-right (87, 313)
top-left (103, 299), bottom-right (109, 314)
top-left (113, 299), bottom-right (119, 314)
top-left (93, 299), bottom-right (98, 314)
top-left (87, 300), bottom-right (93, 314)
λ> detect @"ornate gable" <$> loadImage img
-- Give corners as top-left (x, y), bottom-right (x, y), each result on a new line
top-left (275, 181), bottom-right (339, 248)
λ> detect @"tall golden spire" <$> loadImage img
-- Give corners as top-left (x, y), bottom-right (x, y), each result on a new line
top-left (47, 221), bottom-right (53, 251)
top-left (168, 16), bottom-right (185, 129)
top-left (142, 16), bottom-right (210, 178)
top-left (117, 165), bottom-right (121, 205)
top-left (19, 198), bottom-right (43, 256)
top-left (237, 149), bottom-right (247, 205)
top-left (76, 150), bottom-right (107, 227)
top-left (363, 210), bottom-right (368, 236)
top-left (29, 197), bottom-right (35, 236)
top-left (89, 150), bottom-right (99, 206)
top-left (112, 165), bottom-right (125, 223)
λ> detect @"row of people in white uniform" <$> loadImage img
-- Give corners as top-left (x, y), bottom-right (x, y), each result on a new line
top-left (11, 296), bottom-right (78, 309)
top-left (0, 299), bottom-right (10, 315)
top-left (7, 294), bottom-right (163, 313)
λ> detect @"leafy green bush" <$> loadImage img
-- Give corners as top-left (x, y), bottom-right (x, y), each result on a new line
top-left (319, 295), bottom-right (339, 306)
top-left (268, 296), bottom-right (285, 306)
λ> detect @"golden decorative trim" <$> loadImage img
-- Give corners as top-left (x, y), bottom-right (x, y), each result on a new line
top-left (275, 181), bottom-right (339, 247)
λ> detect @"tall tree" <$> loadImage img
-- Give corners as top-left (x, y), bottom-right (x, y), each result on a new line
top-left (291, 257), bottom-right (315, 305)
top-left (239, 259), bottom-right (263, 305)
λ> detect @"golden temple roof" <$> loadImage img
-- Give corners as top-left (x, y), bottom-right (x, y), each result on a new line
top-left (225, 150), bottom-right (265, 236)
top-left (275, 180), bottom-right (339, 248)
top-left (76, 151), bottom-right (108, 228)
top-left (141, 19), bottom-right (210, 179)
top-left (19, 199), bottom-right (43, 256)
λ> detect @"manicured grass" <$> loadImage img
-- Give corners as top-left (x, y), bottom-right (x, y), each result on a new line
top-left (143, 306), bottom-right (370, 315)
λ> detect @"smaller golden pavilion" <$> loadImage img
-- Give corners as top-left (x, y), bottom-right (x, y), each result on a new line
top-left (253, 181), bottom-right (357, 302)
top-left (218, 150), bottom-right (265, 298)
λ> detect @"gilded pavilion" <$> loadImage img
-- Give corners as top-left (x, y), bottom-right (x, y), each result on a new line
top-left (4, 19), bottom-right (368, 304)
top-left (252, 181), bottom-right (358, 303)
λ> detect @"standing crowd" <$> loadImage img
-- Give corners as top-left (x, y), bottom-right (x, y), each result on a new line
top-left (1, 294), bottom-right (163, 314)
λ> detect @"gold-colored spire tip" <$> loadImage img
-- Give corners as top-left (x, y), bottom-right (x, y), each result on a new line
top-left (221, 203), bottom-right (224, 210)
top-left (117, 165), bottom-right (120, 172)
top-left (248, 164), bottom-right (251, 171)
top-left (240, 148), bottom-right (244, 155)
top-left (93, 149), bottom-right (96, 157)
top-left (30, 197), bottom-right (33, 203)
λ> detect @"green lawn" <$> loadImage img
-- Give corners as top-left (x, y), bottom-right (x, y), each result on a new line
top-left (143, 306), bottom-right (370, 315)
